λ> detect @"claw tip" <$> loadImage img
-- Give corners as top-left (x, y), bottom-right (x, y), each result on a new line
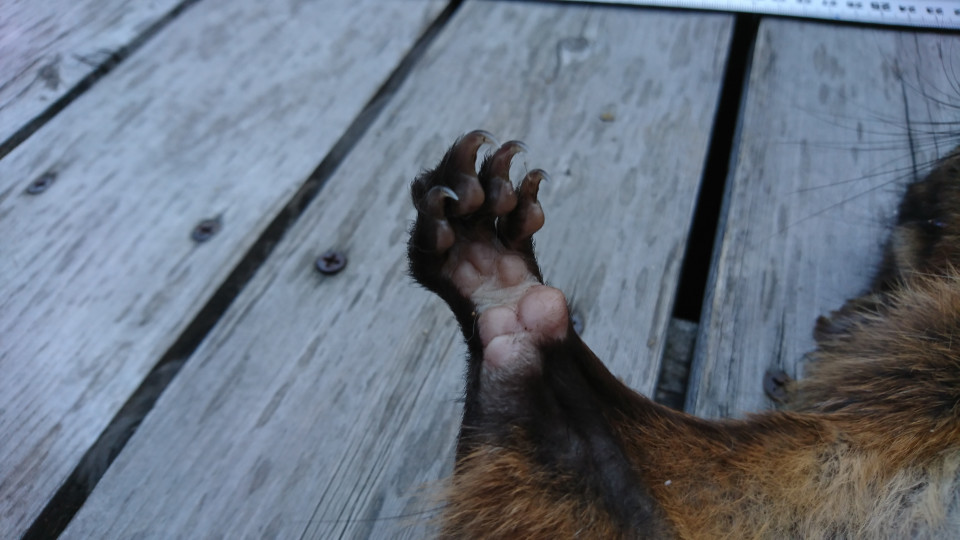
top-left (440, 186), bottom-right (459, 201)
top-left (530, 169), bottom-right (551, 183)
top-left (465, 129), bottom-right (500, 148)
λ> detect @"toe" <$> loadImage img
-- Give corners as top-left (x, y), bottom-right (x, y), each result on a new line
top-left (479, 141), bottom-right (528, 216)
top-left (498, 169), bottom-right (548, 246)
top-left (447, 130), bottom-right (498, 215)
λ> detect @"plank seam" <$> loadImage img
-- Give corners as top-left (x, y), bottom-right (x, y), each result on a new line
top-left (20, 1), bottom-right (464, 537)
top-left (654, 14), bottom-right (759, 409)
top-left (0, 0), bottom-right (203, 161)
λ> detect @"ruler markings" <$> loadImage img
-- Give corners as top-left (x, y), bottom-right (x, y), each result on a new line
top-left (559, 0), bottom-right (960, 28)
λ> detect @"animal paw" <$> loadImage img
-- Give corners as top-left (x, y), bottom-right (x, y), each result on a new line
top-left (408, 131), bottom-right (569, 379)
top-left (409, 133), bottom-right (670, 536)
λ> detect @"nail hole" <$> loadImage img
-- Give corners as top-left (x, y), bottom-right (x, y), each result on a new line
top-left (191, 217), bottom-right (222, 243)
top-left (26, 172), bottom-right (57, 195)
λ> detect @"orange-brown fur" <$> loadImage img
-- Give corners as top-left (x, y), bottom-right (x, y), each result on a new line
top-left (411, 139), bottom-right (960, 538)
top-left (443, 444), bottom-right (629, 539)
top-left (636, 263), bottom-right (960, 538)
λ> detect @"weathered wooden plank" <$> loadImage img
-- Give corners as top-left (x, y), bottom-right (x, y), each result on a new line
top-left (64, 3), bottom-right (733, 537)
top-left (0, 0), bottom-right (446, 534)
top-left (0, 0), bottom-right (188, 148)
top-left (687, 21), bottom-right (960, 418)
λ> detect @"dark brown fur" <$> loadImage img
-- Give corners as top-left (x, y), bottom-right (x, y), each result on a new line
top-left (408, 136), bottom-right (960, 538)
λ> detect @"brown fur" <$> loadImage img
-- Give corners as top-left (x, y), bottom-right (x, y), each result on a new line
top-left (410, 139), bottom-right (960, 538)
top-left (442, 444), bottom-right (629, 539)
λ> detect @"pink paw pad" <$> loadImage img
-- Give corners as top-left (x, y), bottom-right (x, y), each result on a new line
top-left (478, 285), bottom-right (568, 373)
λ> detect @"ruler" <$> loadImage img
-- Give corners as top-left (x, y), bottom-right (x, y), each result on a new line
top-left (559, 0), bottom-right (960, 29)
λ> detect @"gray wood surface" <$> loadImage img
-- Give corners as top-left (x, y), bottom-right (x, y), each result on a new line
top-left (0, 0), bottom-right (187, 147)
top-left (0, 0), bottom-right (446, 534)
top-left (64, 2), bottom-right (732, 538)
top-left (686, 21), bottom-right (960, 418)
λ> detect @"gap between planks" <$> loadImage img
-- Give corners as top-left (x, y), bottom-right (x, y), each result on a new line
top-left (2, 0), bottom-right (450, 536)
top-left (20, 2), bottom-right (463, 538)
top-left (62, 3), bottom-right (733, 538)
top-left (0, 0), bottom-right (201, 160)
top-left (686, 21), bottom-right (960, 419)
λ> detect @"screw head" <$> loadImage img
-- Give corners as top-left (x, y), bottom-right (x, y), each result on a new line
top-left (191, 217), bottom-right (222, 242)
top-left (763, 369), bottom-right (793, 404)
top-left (26, 172), bottom-right (56, 195)
top-left (315, 250), bottom-right (347, 275)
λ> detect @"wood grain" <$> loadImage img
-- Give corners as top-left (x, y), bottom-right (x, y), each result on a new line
top-left (63, 2), bottom-right (733, 538)
top-left (0, 0), bottom-right (446, 534)
top-left (686, 21), bottom-right (960, 418)
top-left (0, 0), bottom-right (188, 147)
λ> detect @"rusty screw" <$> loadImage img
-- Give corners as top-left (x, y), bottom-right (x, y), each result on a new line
top-left (315, 250), bottom-right (347, 275)
top-left (191, 217), bottom-right (222, 243)
top-left (26, 172), bottom-right (56, 195)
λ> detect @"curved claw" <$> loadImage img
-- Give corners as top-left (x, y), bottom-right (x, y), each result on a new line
top-left (420, 185), bottom-right (459, 218)
top-left (518, 169), bottom-right (549, 200)
top-left (437, 186), bottom-right (459, 200)
top-left (487, 140), bottom-right (529, 181)
top-left (444, 130), bottom-right (497, 215)
top-left (454, 130), bottom-right (499, 176)
top-left (476, 140), bottom-right (529, 216)
top-left (496, 168), bottom-right (548, 247)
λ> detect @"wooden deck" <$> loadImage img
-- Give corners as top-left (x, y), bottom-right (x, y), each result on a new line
top-left (3, 1), bottom-right (957, 537)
